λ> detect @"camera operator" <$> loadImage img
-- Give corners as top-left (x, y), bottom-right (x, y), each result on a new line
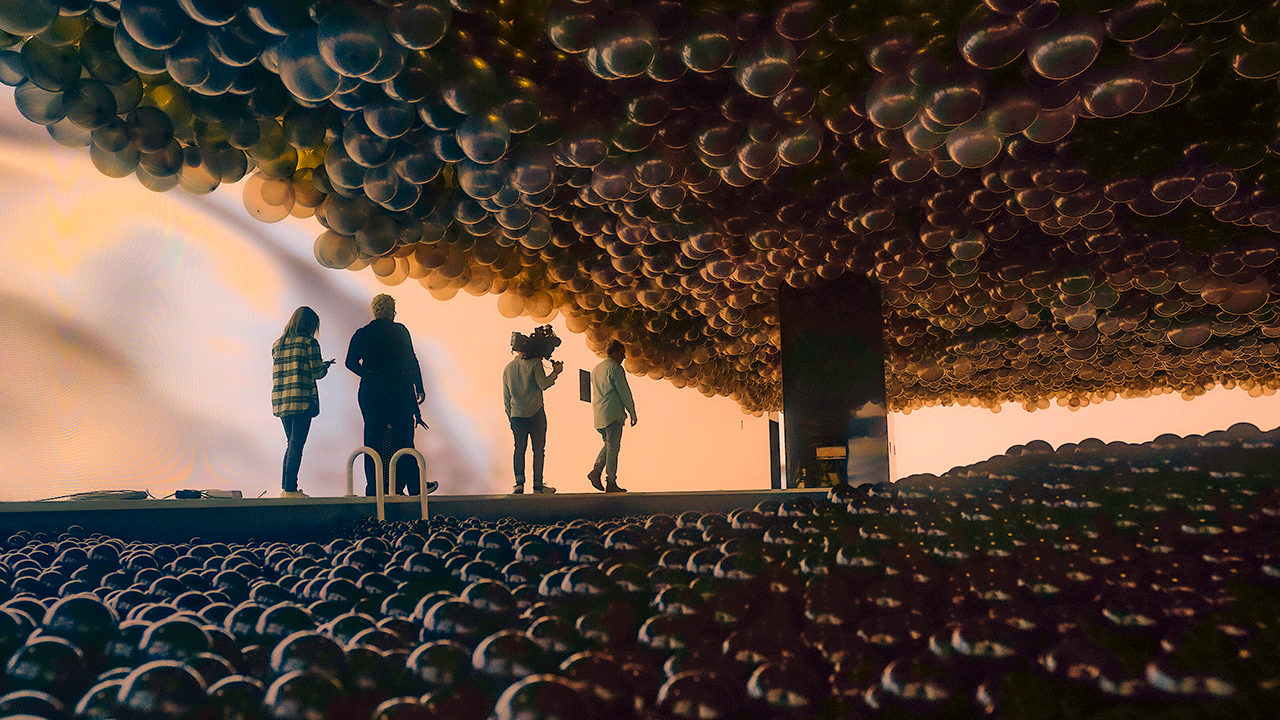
top-left (503, 327), bottom-right (564, 494)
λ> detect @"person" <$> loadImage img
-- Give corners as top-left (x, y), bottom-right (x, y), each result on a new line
top-left (271, 306), bottom-right (335, 499)
top-left (345, 294), bottom-right (435, 496)
top-left (503, 340), bottom-right (564, 494)
top-left (588, 340), bottom-right (636, 493)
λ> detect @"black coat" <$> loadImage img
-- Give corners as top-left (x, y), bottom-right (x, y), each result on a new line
top-left (345, 318), bottom-right (424, 419)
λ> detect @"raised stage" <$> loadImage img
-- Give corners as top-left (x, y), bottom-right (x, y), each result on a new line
top-left (0, 489), bottom-right (830, 543)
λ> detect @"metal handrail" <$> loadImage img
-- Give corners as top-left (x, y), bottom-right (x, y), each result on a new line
top-left (390, 448), bottom-right (429, 520)
top-left (346, 447), bottom-right (385, 521)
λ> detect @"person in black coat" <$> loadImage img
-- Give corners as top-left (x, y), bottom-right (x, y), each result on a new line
top-left (345, 294), bottom-right (433, 496)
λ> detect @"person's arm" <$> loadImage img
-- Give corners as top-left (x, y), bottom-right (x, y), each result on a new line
top-left (344, 329), bottom-right (363, 376)
top-left (535, 359), bottom-right (559, 390)
top-left (403, 325), bottom-right (426, 405)
top-left (309, 339), bottom-right (330, 380)
top-left (502, 366), bottom-right (513, 418)
top-left (613, 363), bottom-right (637, 425)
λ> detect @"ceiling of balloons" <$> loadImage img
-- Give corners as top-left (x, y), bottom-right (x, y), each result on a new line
top-left (4, 0), bottom-right (1280, 415)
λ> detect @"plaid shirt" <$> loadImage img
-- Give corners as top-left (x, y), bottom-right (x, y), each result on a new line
top-left (272, 335), bottom-right (328, 417)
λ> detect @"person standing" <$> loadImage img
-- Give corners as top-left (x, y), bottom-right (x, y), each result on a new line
top-left (503, 341), bottom-right (564, 494)
top-left (588, 340), bottom-right (636, 493)
top-left (345, 294), bottom-right (433, 496)
top-left (272, 306), bottom-right (334, 499)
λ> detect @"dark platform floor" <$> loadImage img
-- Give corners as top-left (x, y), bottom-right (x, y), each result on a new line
top-left (0, 488), bottom-right (828, 543)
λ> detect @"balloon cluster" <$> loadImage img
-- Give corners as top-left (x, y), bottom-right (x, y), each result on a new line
top-left (1, 421), bottom-right (1279, 719)
top-left (4, 0), bottom-right (1280, 413)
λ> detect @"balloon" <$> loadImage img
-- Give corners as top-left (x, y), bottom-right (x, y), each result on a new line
top-left (21, 38), bottom-right (81, 92)
top-left (177, 0), bottom-right (242, 27)
top-left (91, 144), bottom-right (141, 177)
top-left (364, 97), bottom-right (416, 139)
top-left (456, 111), bottom-right (511, 164)
top-left (13, 81), bottom-right (65, 125)
top-left (343, 115), bottom-right (395, 167)
top-left (120, 0), bottom-right (191, 51)
top-left (958, 9), bottom-right (1027, 69)
top-left (387, 0), bottom-right (449, 50)
top-left (206, 15), bottom-right (268, 67)
top-left (1082, 68), bottom-right (1148, 118)
top-left (0, 0), bottom-right (58, 36)
top-left (1028, 15), bottom-right (1105, 80)
top-left (947, 120), bottom-right (1003, 168)
top-left (680, 14), bottom-right (735, 73)
top-left (734, 32), bottom-right (796, 97)
top-left (439, 55), bottom-right (498, 115)
top-left (593, 11), bottom-right (656, 78)
top-left (275, 27), bottom-right (341, 102)
top-left (317, 5), bottom-right (390, 78)
top-left (775, 119), bottom-right (822, 166)
top-left (866, 75), bottom-right (919, 130)
top-left (314, 229), bottom-right (360, 269)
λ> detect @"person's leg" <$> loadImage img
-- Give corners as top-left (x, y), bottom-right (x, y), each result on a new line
top-left (603, 420), bottom-right (624, 488)
top-left (359, 389), bottom-right (380, 496)
top-left (281, 416), bottom-right (299, 492)
top-left (591, 427), bottom-right (608, 484)
top-left (511, 415), bottom-right (530, 490)
top-left (530, 410), bottom-right (548, 490)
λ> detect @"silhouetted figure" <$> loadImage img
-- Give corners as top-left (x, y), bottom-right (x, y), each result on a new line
top-left (271, 306), bottom-right (334, 499)
top-left (588, 340), bottom-right (636, 493)
top-left (503, 338), bottom-right (564, 494)
top-left (345, 294), bottom-right (430, 496)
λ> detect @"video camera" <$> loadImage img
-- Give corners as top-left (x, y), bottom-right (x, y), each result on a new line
top-left (511, 325), bottom-right (561, 360)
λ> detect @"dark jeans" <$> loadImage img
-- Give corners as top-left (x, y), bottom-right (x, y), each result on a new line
top-left (359, 385), bottom-right (419, 496)
top-left (592, 420), bottom-right (624, 485)
top-left (510, 409), bottom-right (547, 488)
top-left (281, 414), bottom-right (312, 492)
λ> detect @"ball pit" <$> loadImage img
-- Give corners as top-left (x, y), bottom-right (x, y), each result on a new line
top-left (0, 424), bottom-right (1279, 718)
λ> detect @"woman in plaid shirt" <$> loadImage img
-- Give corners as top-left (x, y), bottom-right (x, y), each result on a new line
top-left (272, 306), bottom-right (335, 498)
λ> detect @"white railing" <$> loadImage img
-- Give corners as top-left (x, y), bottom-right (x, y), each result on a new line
top-left (346, 446), bottom-right (430, 522)
top-left (390, 448), bottom-right (429, 520)
top-left (346, 447), bottom-right (384, 520)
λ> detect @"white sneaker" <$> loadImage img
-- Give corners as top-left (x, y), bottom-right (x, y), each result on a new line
top-left (532, 485), bottom-right (556, 494)
top-left (280, 490), bottom-right (309, 499)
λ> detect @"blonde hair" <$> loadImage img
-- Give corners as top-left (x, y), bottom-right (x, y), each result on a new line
top-left (279, 306), bottom-right (319, 341)
top-left (371, 294), bottom-right (396, 319)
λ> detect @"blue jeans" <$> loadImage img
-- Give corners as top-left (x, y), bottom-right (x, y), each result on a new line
top-left (510, 409), bottom-right (547, 487)
top-left (281, 414), bottom-right (312, 492)
top-left (592, 420), bottom-right (624, 485)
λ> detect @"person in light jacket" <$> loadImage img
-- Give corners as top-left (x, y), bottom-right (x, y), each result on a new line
top-left (503, 341), bottom-right (564, 494)
top-left (588, 340), bottom-right (636, 493)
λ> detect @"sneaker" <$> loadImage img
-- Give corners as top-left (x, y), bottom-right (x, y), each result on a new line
top-left (587, 470), bottom-right (604, 492)
top-left (280, 490), bottom-right (309, 499)
top-left (533, 485), bottom-right (557, 494)
top-left (512, 484), bottom-right (525, 494)
top-left (604, 484), bottom-right (627, 494)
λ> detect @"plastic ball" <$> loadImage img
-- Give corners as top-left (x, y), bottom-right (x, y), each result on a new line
top-left (262, 669), bottom-right (343, 720)
top-left (4, 635), bottom-right (89, 704)
top-left (490, 674), bottom-right (595, 720)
